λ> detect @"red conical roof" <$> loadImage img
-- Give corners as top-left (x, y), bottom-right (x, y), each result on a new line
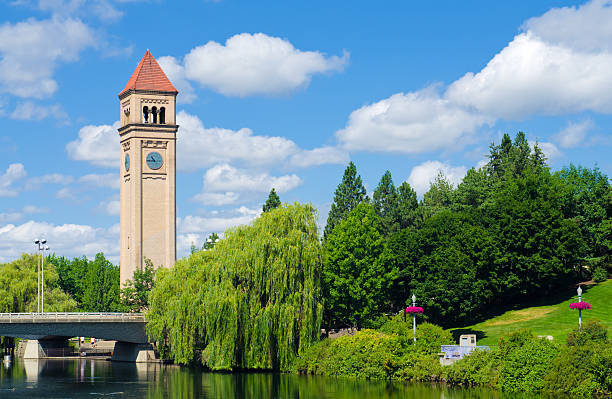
top-left (119, 50), bottom-right (178, 96)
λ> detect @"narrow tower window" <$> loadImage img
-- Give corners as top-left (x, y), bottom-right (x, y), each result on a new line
top-left (143, 106), bottom-right (149, 123)
top-left (159, 107), bottom-right (166, 124)
top-left (152, 106), bottom-right (158, 124)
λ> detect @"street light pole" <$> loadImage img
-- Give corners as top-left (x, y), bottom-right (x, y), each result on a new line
top-left (411, 294), bottom-right (417, 344)
top-left (33, 239), bottom-right (47, 313)
top-left (577, 286), bottom-right (583, 331)
top-left (42, 244), bottom-right (49, 313)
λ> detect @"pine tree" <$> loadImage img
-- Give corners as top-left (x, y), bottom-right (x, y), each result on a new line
top-left (396, 181), bottom-right (418, 229)
top-left (372, 170), bottom-right (398, 236)
top-left (324, 162), bottom-right (368, 239)
top-left (263, 188), bottom-right (281, 212)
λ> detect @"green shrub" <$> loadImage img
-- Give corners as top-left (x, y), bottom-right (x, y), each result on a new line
top-left (543, 342), bottom-right (612, 398)
top-left (567, 319), bottom-right (608, 347)
top-left (443, 348), bottom-right (499, 388)
top-left (496, 330), bottom-right (558, 393)
top-left (379, 315), bottom-right (452, 353)
top-left (592, 267), bottom-right (608, 283)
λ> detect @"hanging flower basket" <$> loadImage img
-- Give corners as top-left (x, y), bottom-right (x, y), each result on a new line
top-left (569, 302), bottom-right (591, 310)
top-left (405, 306), bottom-right (424, 314)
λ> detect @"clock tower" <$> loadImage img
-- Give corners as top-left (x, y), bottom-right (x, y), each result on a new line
top-left (118, 50), bottom-right (178, 285)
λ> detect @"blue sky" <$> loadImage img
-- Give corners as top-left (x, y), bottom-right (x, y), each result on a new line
top-left (0, 0), bottom-right (611, 263)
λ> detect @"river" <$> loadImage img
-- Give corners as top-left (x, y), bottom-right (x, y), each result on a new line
top-left (0, 358), bottom-right (524, 398)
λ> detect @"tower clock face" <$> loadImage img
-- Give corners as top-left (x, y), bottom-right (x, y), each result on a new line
top-left (146, 151), bottom-right (163, 170)
top-left (124, 153), bottom-right (130, 172)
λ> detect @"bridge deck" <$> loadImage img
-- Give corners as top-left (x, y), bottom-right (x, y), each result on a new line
top-left (0, 313), bottom-right (148, 343)
top-left (0, 313), bottom-right (145, 323)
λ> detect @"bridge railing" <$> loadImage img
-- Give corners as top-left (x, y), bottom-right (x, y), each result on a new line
top-left (0, 313), bottom-right (145, 323)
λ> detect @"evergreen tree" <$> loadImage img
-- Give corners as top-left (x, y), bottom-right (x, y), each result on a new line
top-left (373, 170), bottom-right (398, 236)
top-left (324, 203), bottom-right (396, 329)
top-left (396, 181), bottom-right (418, 229)
top-left (263, 188), bottom-right (281, 212)
top-left (81, 253), bottom-right (121, 312)
top-left (324, 162), bottom-right (368, 239)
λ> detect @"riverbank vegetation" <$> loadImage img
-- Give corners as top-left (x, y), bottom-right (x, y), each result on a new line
top-left (147, 203), bottom-right (323, 370)
top-left (294, 317), bottom-right (612, 398)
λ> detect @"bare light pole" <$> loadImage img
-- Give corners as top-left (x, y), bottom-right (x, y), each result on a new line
top-left (577, 286), bottom-right (583, 331)
top-left (34, 239), bottom-right (46, 313)
top-left (41, 243), bottom-right (49, 312)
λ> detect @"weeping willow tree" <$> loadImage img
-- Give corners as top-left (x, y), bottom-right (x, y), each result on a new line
top-left (147, 203), bottom-right (324, 371)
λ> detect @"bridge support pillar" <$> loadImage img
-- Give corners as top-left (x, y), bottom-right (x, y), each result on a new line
top-left (111, 342), bottom-right (157, 362)
top-left (22, 339), bottom-right (70, 359)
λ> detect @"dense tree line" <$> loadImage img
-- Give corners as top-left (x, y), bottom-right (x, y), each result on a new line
top-left (323, 132), bottom-right (611, 328)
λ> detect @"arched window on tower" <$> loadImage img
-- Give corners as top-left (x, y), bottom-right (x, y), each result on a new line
top-left (143, 106), bottom-right (149, 123)
top-left (159, 107), bottom-right (166, 124)
top-left (152, 106), bottom-right (158, 124)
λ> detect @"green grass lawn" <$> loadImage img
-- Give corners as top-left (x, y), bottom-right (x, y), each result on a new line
top-left (450, 279), bottom-right (612, 346)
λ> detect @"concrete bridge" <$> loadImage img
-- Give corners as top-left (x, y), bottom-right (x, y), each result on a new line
top-left (0, 313), bottom-right (155, 362)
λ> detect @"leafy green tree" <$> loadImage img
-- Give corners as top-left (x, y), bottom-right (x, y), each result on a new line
top-left (81, 253), bottom-right (121, 312)
top-left (372, 170), bottom-right (398, 236)
top-left (121, 258), bottom-right (155, 312)
top-left (324, 161), bottom-right (368, 239)
top-left (556, 165), bottom-right (610, 274)
top-left (417, 171), bottom-right (456, 225)
top-left (47, 254), bottom-right (88, 304)
top-left (148, 204), bottom-right (323, 370)
top-left (262, 188), bottom-right (281, 212)
top-left (0, 254), bottom-right (77, 349)
top-left (324, 203), bottom-right (396, 329)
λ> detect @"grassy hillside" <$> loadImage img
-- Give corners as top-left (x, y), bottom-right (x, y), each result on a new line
top-left (451, 279), bottom-right (612, 346)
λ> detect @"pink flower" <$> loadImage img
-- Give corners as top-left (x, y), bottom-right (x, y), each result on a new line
top-left (569, 302), bottom-right (591, 310)
top-left (405, 306), bottom-right (424, 314)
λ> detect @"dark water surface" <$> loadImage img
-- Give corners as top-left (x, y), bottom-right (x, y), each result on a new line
top-left (0, 359), bottom-right (521, 398)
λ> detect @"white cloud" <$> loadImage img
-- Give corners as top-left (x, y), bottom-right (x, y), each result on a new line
top-left (554, 120), bottom-right (593, 148)
top-left (177, 111), bottom-right (298, 171)
top-left (157, 56), bottom-right (196, 104)
top-left (168, 33), bottom-right (348, 97)
top-left (530, 141), bottom-right (563, 164)
top-left (446, 32), bottom-right (612, 119)
top-left (22, 205), bottom-right (48, 214)
top-left (0, 220), bottom-right (120, 263)
top-left (522, 0), bottom-right (612, 52)
top-left (78, 173), bottom-right (120, 189)
top-left (337, 0), bottom-right (612, 153)
top-left (0, 212), bottom-right (23, 224)
top-left (66, 112), bottom-right (346, 172)
top-left (177, 206), bottom-right (260, 256)
top-left (66, 121), bottom-right (119, 168)
top-left (25, 173), bottom-right (73, 190)
top-left (0, 163), bottom-right (27, 197)
top-left (14, 0), bottom-right (123, 22)
top-left (0, 17), bottom-right (96, 98)
top-left (336, 88), bottom-right (490, 153)
top-left (97, 197), bottom-right (120, 216)
top-left (406, 161), bottom-right (467, 197)
top-left (10, 101), bottom-right (69, 123)
top-left (55, 187), bottom-right (74, 200)
top-left (193, 164), bottom-right (302, 206)
top-left (289, 146), bottom-right (349, 168)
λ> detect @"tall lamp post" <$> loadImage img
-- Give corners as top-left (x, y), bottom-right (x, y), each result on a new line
top-left (569, 285), bottom-right (590, 331)
top-left (42, 243), bottom-right (49, 312)
top-left (405, 294), bottom-right (424, 344)
top-left (33, 239), bottom-right (49, 313)
top-left (577, 286), bottom-right (583, 330)
top-left (34, 239), bottom-right (45, 313)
